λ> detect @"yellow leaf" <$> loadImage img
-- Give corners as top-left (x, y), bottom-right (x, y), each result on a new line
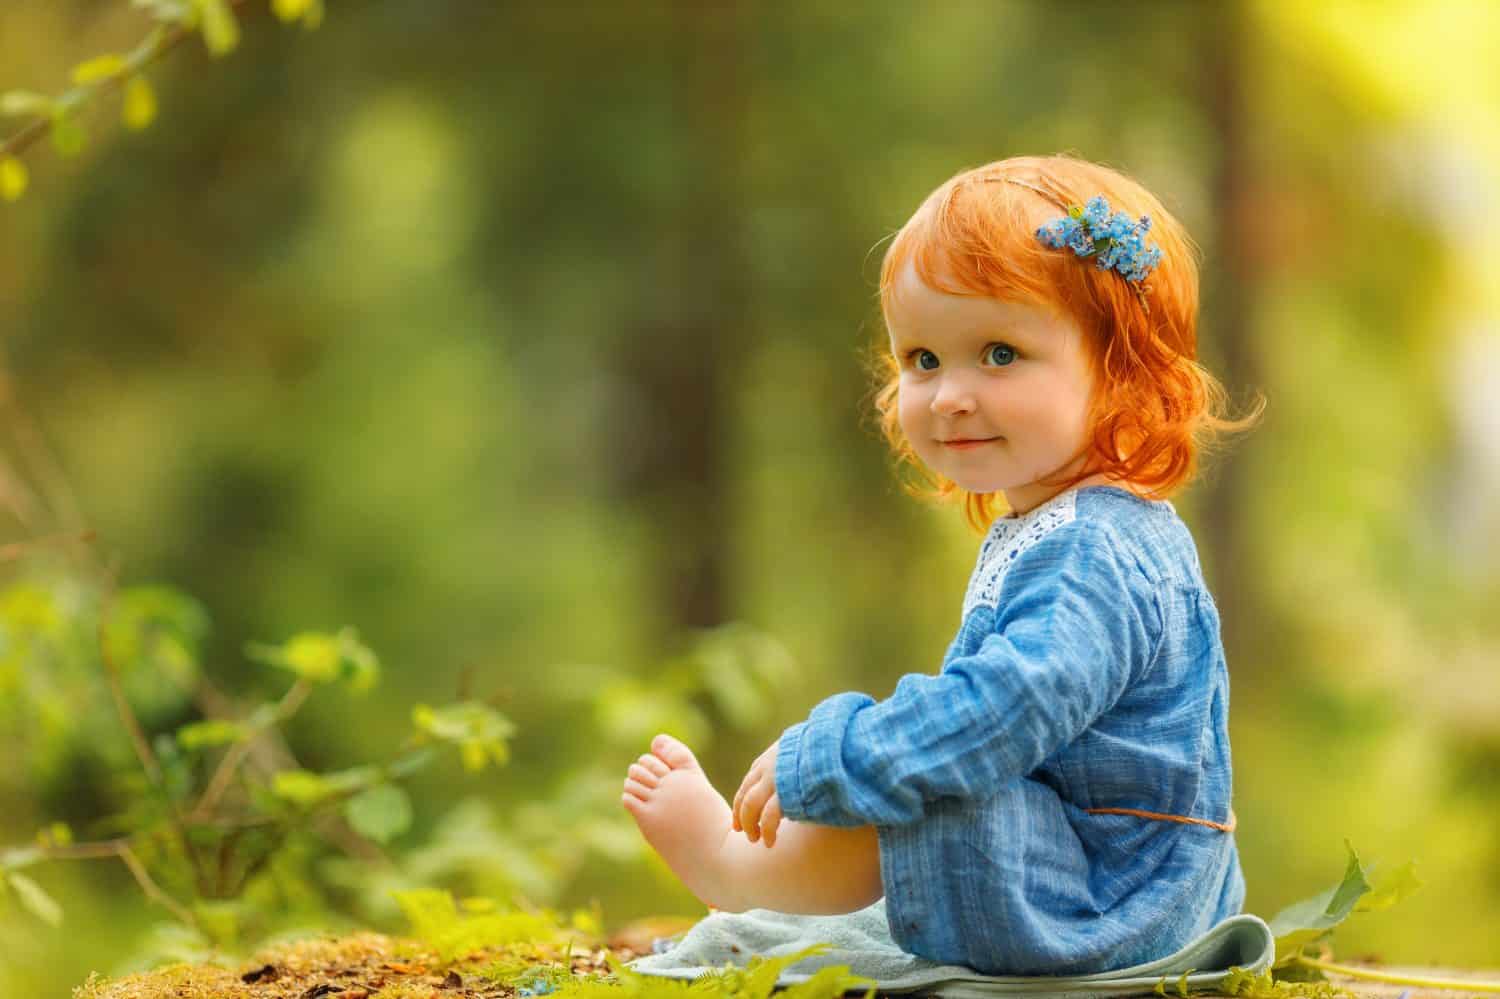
top-left (283, 633), bottom-right (341, 681)
top-left (72, 54), bottom-right (128, 86)
top-left (271, 0), bottom-right (312, 21)
top-left (0, 157), bottom-right (27, 202)
top-left (192, 0), bottom-right (240, 56)
top-left (272, 0), bottom-right (322, 29)
top-left (123, 77), bottom-right (157, 131)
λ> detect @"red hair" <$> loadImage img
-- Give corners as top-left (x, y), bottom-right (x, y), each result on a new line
top-left (869, 154), bottom-right (1264, 532)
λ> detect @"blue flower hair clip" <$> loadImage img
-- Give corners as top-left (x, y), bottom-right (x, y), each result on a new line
top-left (998, 180), bottom-right (1163, 313)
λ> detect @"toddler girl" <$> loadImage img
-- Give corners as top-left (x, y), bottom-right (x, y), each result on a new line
top-left (621, 154), bottom-right (1262, 976)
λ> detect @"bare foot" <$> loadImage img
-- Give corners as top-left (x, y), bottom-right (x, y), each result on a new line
top-left (620, 734), bottom-right (742, 910)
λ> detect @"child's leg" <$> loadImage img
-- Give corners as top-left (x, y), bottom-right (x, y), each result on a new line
top-left (622, 735), bottom-right (884, 915)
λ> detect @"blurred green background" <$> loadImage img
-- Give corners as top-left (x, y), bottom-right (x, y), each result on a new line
top-left (2, 1), bottom-right (1498, 994)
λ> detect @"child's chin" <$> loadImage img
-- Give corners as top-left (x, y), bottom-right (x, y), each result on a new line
top-left (946, 470), bottom-right (1015, 494)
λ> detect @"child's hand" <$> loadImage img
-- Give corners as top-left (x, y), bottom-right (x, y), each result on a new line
top-left (731, 741), bottom-right (782, 847)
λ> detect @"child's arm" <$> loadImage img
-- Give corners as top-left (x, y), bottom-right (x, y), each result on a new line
top-left (773, 519), bottom-right (1163, 830)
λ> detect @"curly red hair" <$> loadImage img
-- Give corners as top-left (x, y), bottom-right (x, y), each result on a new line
top-left (869, 154), bottom-right (1264, 532)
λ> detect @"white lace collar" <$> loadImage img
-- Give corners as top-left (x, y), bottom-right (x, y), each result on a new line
top-left (960, 489), bottom-right (1078, 622)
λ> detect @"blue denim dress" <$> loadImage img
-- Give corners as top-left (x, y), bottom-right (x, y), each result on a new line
top-left (775, 485), bottom-right (1245, 975)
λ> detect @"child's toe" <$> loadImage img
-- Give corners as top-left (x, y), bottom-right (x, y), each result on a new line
top-left (650, 733), bottom-right (701, 771)
top-left (628, 762), bottom-right (661, 788)
top-left (623, 777), bottom-right (652, 801)
top-left (638, 753), bottom-right (670, 777)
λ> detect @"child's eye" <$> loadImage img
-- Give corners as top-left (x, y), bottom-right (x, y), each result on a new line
top-left (909, 349), bottom-right (939, 371)
top-left (984, 343), bottom-right (1018, 367)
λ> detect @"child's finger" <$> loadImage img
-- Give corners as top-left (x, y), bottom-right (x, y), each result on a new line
top-left (732, 765), bottom-right (764, 831)
top-left (740, 780), bottom-right (773, 842)
top-left (760, 794), bottom-right (783, 848)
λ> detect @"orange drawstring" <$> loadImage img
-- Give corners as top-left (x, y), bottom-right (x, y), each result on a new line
top-left (1083, 806), bottom-right (1237, 833)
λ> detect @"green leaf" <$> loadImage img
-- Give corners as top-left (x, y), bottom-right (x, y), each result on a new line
top-left (175, 718), bottom-right (249, 750)
top-left (344, 783), bottom-right (412, 844)
top-left (411, 700), bottom-right (516, 771)
top-left (1354, 858), bottom-right (1423, 913)
top-left (0, 157), bottom-right (27, 202)
top-left (1266, 839), bottom-right (1372, 964)
top-left (5, 872), bottom-right (63, 926)
top-left (270, 769), bottom-right (334, 806)
top-left (280, 633), bottom-right (340, 680)
top-left (0, 90), bottom-right (54, 117)
top-left (248, 628), bottom-right (380, 691)
top-left (36, 821), bottom-right (72, 848)
top-left (272, 764), bottom-right (382, 809)
top-left (72, 54), bottom-right (128, 86)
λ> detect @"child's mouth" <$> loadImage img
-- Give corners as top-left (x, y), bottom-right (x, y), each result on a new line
top-left (942, 437), bottom-right (1000, 450)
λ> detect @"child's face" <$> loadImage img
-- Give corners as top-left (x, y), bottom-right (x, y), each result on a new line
top-left (886, 262), bottom-right (1100, 515)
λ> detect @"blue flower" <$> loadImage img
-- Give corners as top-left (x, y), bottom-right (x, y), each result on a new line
top-left (1036, 219), bottom-right (1075, 249)
top-left (1034, 194), bottom-right (1162, 289)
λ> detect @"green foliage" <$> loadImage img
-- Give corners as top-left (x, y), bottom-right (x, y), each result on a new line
top-left (247, 627), bottom-right (381, 692)
top-left (0, 568), bottom-right (512, 944)
top-left (1133, 845), bottom-right (1430, 999)
top-left (594, 624), bottom-right (797, 748)
top-left (1216, 966), bottom-right (1352, 999)
top-left (392, 893), bottom-right (875, 999)
top-left (1266, 841), bottom-right (1423, 969)
top-left (602, 943), bottom-right (875, 999)
top-left (174, 718), bottom-right (248, 750)
top-left (105, 585), bottom-right (211, 717)
top-left (1, 1), bottom-right (325, 206)
top-left (0, 578), bottom-right (199, 785)
top-left (410, 700), bottom-right (517, 771)
top-left (188, 0), bottom-right (241, 56)
top-left (345, 783), bottom-right (414, 844)
top-left (392, 888), bottom-right (573, 964)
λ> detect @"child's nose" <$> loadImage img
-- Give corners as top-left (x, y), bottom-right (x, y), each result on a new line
top-left (931, 375), bottom-right (976, 415)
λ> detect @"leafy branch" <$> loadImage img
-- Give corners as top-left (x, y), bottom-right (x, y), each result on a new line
top-left (1, 0), bottom-right (323, 202)
top-left (1154, 840), bottom-right (1500, 998)
top-left (0, 582), bottom-right (517, 936)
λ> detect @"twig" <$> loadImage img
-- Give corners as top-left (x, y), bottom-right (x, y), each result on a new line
top-left (0, 529), bottom-right (96, 564)
top-left (94, 555), bottom-right (208, 892)
top-left (189, 677), bottom-right (313, 822)
top-left (5, 838), bottom-right (198, 929)
top-left (95, 557), bottom-right (163, 789)
top-left (0, 371), bottom-right (87, 539)
top-left (1296, 956), bottom-right (1500, 993)
top-left (0, 0), bottom-right (261, 164)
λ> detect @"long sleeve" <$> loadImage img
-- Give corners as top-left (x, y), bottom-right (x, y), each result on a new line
top-left (775, 518), bottom-right (1163, 828)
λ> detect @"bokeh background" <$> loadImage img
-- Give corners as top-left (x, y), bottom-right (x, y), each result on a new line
top-left (2, 1), bottom-right (1498, 994)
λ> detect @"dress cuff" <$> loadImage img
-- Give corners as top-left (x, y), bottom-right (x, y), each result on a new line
top-left (775, 720), bottom-right (811, 818)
